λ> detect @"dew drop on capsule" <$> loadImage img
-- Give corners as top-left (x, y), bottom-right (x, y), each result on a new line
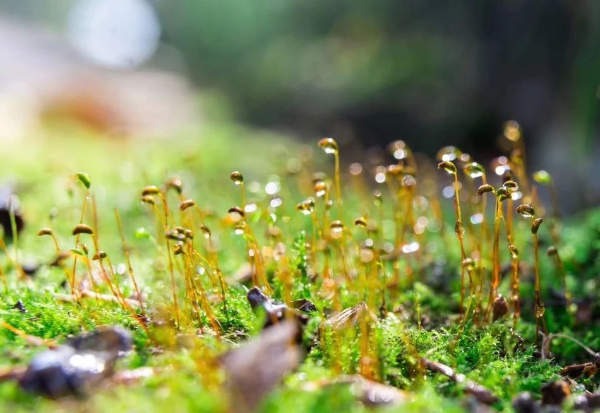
top-left (318, 137), bottom-right (338, 155)
top-left (330, 220), bottom-right (345, 236)
top-left (503, 180), bottom-right (519, 193)
top-left (496, 187), bottom-right (510, 202)
top-left (508, 245), bottom-right (519, 259)
top-left (535, 305), bottom-right (546, 318)
top-left (463, 162), bottom-right (485, 179)
top-left (533, 170), bottom-right (552, 186)
top-left (503, 120), bottom-right (521, 142)
top-left (462, 258), bottom-right (475, 271)
top-left (234, 222), bottom-right (246, 235)
top-left (314, 181), bottom-right (327, 197)
top-left (437, 161), bottom-right (457, 175)
top-left (516, 204), bottom-right (535, 218)
top-left (436, 146), bottom-right (462, 162)
top-left (296, 198), bottom-right (315, 215)
top-left (230, 171), bottom-right (244, 185)
top-left (373, 191), bottom-right (383, 206)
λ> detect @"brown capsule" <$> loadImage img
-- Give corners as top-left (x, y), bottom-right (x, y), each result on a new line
top-left (92, 251), bottom-right (107, 261)
top-left (296, 198), bottom-right (315, 215)
top-left (72, 224), bottom-right (94, 236)
top-left (516, 204), bottom-right (535, 218)
top-left (199, 225), bottom-right (211, 237)
top-left (37, 228), bottom-right (53, 237)
top-left (141, 186), bottom-right (161, 196)
top-left (503, 180), bottom-right (519, 192)
top-left (454, 220), bottom-right (464, 236)
top-left (141, 195), bottom-right (156, 205)
top-left (386, 164), bottom-right (403, 177)
top-left (492, 295), bottom-right (509, 321)
top-left (230, 171), bottom-right (244, 185)
top-left (179, 199), bottom-right (195, 211)
top-left (437, 161), bottom-right (457, 175)
top-left (165, 230), bottom-right (185, 242)
top-left (354, 217), bottom-right (368, 228)
top-left (330, 220), bottom-right (345, 237)
top-left (314, 181), bottom-right (327, 197)
top-left (173, 243), bottom-right (184, 255)
top-left (228, 206), bottom-right (245, 217)
top-left (166, 177), bottom-right (183, 194)
top-left (496, 187), bottom-right (510, 202)
top-left (547, 246), bottom-right (558, 256)
top-left (531, 218), bottom-right (543, 234)
top-left (476, 184), bottom-right (494, 196)
top-left (462, 258), bottom-right (475, 271)
top-left (317, 137), bottom-right (338, 154)
top-left (508, 245), bottom-right (519, 259)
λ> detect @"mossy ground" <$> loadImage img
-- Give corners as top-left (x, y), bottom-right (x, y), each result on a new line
top-left (0, 119), bottom-right (598, 412)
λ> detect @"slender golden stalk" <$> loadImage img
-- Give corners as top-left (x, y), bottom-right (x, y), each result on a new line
top-left (115, 208), bottom-right (145, 317)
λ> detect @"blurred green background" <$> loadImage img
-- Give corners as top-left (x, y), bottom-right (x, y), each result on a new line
top-left (0, 0), bottom-right (598, 212)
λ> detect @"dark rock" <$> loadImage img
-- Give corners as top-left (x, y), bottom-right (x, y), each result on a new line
top-left (13, 300), bottom-right (27, 313)
top-left (492, 295), bottom-right (509, 321)
top-left (541, 380), bottom-right (570, 406)
top-left (18, 326), bottom-right (132, 398)
top-left (512, 392), bottom-right (540, 413)
top-left (221, 320), bottom-right (303, 413)
top-left (291, 299), bottom-right (317, 313)
top-left (246, 287), bottom-right (309, 331)
top-left (308, 375), bottom-right (407, 407)
top-left (0, 186), bottom-right (24, 242)
top-left (573, 392), bottom-right (600, 412)
top-left (21, 262), bottom-right (39, 278)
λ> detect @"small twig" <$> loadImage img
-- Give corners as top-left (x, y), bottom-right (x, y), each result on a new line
top-left (53, 291), bottom-right (142, 308)
top-left (422, 358), bottom-right (498, 405)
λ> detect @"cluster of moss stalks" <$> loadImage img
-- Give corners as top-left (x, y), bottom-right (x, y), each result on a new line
top-left (0, 123), bottom-right (598, 413)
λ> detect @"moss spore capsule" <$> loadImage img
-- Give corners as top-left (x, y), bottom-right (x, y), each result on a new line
top-left (437, 161), bottom-right (457, 175)
top-left (141, 186), bottom-right (161, 196)
top-left (436, 146), bottom-right (462, 162)
top-left (37, 228), bottom-right (53, 236)
top-left (179, 199), bottom-right (196, 211)
top-left (230, 171), bottom-right (244, 185)
top-left (317, 137), bottom-right (338, 155)
top-left (516, 204), bottom-right (535, 218)
top-left (463, 162), bottom-right (485, 179)
top-left (354, 217), bottom-right (368, 228)
top-left (72, 224), bottom-right (94, 236)
top-left (503, 120), bottom-right (521, 142)
top-left (74, 172), bottom-right (91, 189)
top-left (531, 218), bottom-right (543, 234)
top-left (476, 184), bottom-right (494, 196)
